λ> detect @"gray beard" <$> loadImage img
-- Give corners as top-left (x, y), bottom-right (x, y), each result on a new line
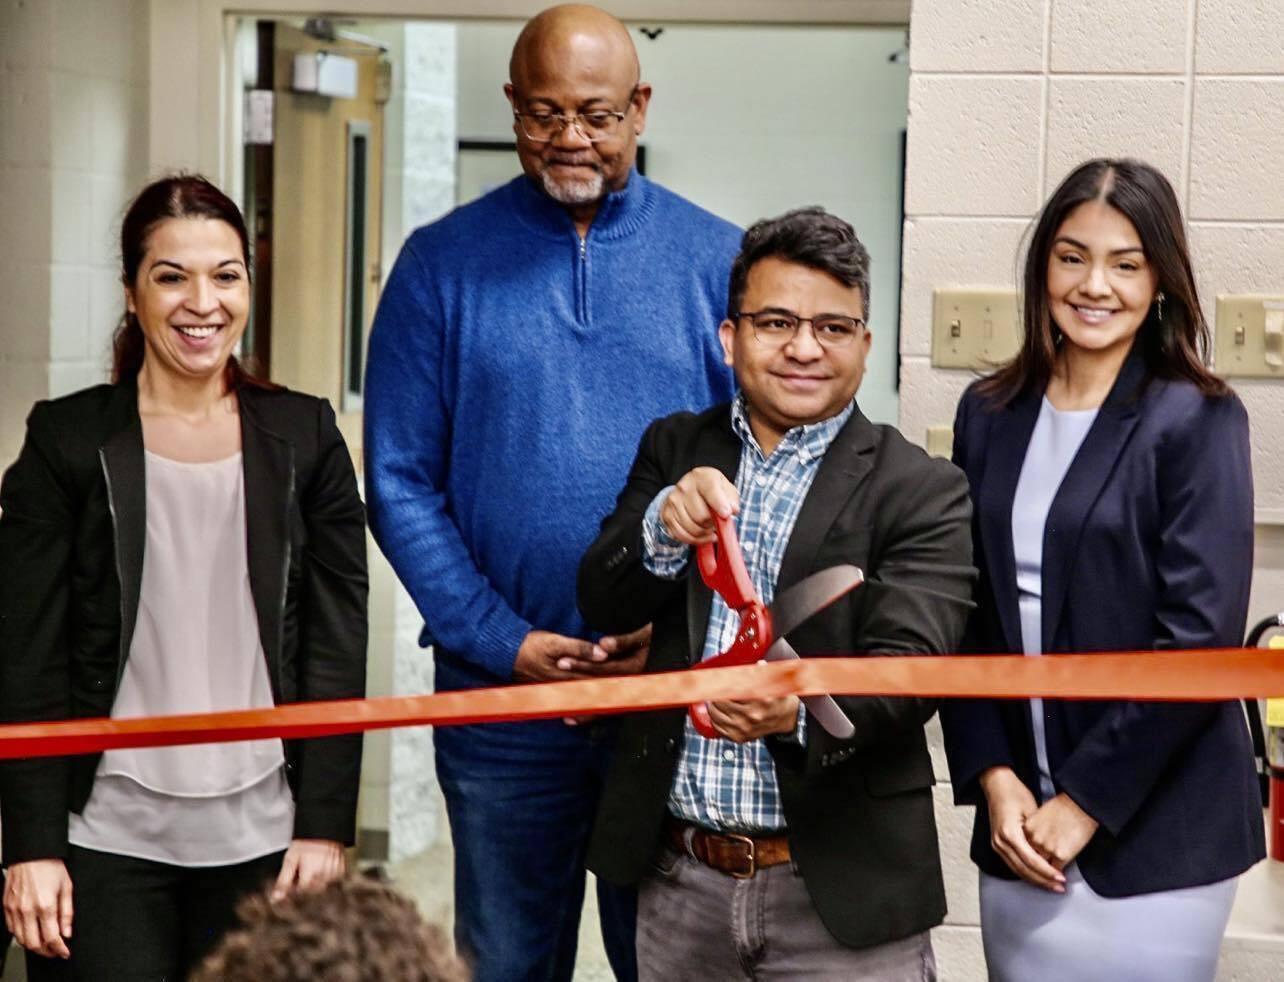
top-left (540, 167), bottom-right (605, 206)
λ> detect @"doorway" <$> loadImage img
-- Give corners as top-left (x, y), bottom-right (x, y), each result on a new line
top-left (242, 20), bottom-right (387, 456)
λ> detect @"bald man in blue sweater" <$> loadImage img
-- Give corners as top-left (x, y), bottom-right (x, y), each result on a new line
top-left (363, 6), bottom-right (738, 980)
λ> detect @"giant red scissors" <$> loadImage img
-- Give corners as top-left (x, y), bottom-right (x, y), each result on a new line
top-left (689, 513), bottom-right (863, 740)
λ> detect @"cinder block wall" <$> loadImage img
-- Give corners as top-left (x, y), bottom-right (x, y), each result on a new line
top-left (0, 0), bottom-right (150, 461)
top-left (901, 2), bottom-right (1284, 976)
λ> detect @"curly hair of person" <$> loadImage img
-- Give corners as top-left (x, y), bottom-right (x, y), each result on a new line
top-left (191, 874), bottom-right (467, 982)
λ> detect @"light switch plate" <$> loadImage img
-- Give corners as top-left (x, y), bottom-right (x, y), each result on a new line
top-left (1215, 294), bottom-right (1284, 379)
top-left (931, 288), bottom-right (1021, 370)
top-left (925, 425), bottom-right (953, 458)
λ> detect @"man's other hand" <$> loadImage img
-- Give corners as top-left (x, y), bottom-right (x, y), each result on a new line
top-left (660, 468), bottom-right (739, 545)
top-left (514, 624), bottom-right (652, 684)
top-left (708, 695), bottom-right (800, 743)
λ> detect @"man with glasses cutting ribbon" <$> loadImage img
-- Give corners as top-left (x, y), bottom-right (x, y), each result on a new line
top-left (579, 208), bottom-right (976, 980)
top-left (364, 5), bottom-right (740, 981)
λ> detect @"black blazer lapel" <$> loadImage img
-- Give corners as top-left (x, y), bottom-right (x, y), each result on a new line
top-left (684, 414), bottom-right (742, 665)
top-left (776, 408), bottom-right (876, 593)
top-left (239, 391), bottom-right (296, 691)
top-left (1040, 348), bottom-right (1147, 649)
top-left (98, 386), bottom-right (145, 688)
top-left (975, 389), bottom-right (1042, 653)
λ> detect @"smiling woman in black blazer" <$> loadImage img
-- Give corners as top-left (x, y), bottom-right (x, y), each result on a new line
top-left (942, 159), bottom-right (1264, 982)
top-left (0, 176), bottom-right (368, 980)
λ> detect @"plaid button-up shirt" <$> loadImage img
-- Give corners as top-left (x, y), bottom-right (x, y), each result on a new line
top-left (641, 394), bottom-right (855, 833)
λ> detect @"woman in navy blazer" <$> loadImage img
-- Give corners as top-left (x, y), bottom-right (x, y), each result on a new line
top-left (942, 158), bottom-right (1264, 981)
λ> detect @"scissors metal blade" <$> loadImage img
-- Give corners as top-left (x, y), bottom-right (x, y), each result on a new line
top-left (767, 565), bottom-right (863, 639)
top-left (764, 636), bottom-right (857, 739)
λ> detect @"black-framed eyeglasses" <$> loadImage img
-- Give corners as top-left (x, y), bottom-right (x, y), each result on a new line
top-left (512, 89), bottom-right (637, 143)
top-left (736, 309), bottom-right (866, 349)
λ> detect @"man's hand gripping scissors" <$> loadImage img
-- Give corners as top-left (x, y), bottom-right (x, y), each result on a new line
top-left (689, 514), bottom-right (863, 740)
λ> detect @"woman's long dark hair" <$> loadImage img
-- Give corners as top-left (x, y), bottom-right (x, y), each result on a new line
top-left (111, 174), bottom-right (272, 391)
top-left (980, 157), bottom-right (1226, 404)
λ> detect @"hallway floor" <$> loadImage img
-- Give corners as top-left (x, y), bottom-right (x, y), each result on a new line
top-left (384, 822), bottom-right (614, 982)
top-left (3, 830), bottom-right (1281, 981)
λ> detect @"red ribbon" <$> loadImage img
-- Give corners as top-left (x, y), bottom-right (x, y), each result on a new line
top-left (1, 648), bottom-right (1282, 760)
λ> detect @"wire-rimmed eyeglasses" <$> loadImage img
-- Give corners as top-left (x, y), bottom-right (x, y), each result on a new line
top-left (736, 309), bottom-right (866, 349)
top-left (512, 89), bottom-right (637, 143)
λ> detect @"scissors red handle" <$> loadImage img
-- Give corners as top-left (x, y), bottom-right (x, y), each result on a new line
top-left (691, 514), bottom-right (771, 739)
top-left (696, 513), bottom-right (756, 611)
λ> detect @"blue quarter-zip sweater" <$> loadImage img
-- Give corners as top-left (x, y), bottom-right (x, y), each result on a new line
top-left (365, 172), bottom-right (739, 686)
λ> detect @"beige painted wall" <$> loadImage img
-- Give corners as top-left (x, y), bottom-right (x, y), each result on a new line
top-left (0, 0), bottom-right (150, 464)
top-left (902, 1), bottom-right (1284, 975)
top-left (900, 0), bottom-right (1284, 618)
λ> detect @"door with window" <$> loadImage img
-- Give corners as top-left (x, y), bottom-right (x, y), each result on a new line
top-left (259, 22), bottom-right (385, 460)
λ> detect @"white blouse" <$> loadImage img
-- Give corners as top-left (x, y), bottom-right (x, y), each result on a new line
top-left (68, 451), bottom-right (294, 866)
top-left (1011, 397), bottom-right (1099, 802)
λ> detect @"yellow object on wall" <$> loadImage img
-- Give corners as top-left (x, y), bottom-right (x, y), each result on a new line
top-left (1266, 635), bottom-right (1284, 727)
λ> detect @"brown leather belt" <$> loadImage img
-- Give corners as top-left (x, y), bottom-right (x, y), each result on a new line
top-left (665, 818), bottom-right (791, 879)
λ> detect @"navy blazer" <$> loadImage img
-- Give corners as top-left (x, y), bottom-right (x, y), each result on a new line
top-left (941, 345), bottom-right (1265, 896)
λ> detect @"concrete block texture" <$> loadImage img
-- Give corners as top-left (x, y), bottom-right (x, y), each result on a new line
top-left (906, 76), bottom-right (1044, 218)
top-left (0, 358), bottom-right (51, 465)
top-left (934, 785), bottom-right (981, 927)
top-left (1188, 222), bottom-right (1284, 339)
top-left (47, 358), bottom-right (105, 398)
top-left (2, 68), bottom-right (53, 167)
top-left (1182, 225), bottom-right (1284, 520)
top-left (1250, 526), bottom-right (1284, 619)
top-left (89, 173), bottom-right (131, 263)
top-left (89, 266), bottom-right (124, 357)
top-left (1234, 381), bottom-right (1284, 517)
top-left (1045, 77), bottom-right (1187, 195)
top-left (404, 21), bottom-right (457, 93)
top-left (1, 164), bottom-right (53, 270)
top-left (90, 77), bottom-right (147, 179)
top-left (0, 261), bottom-right (52, 361)
top-left (1196, 0), bottom-right (1284, 74)
top-left (402, 93), bottom-right (457, 181)
top-left (50, 166), bottom-right (90, 265)
top-left (898, 355), bottom-right (980, 448)
top-left (1190, 80), bottom-right (1284, 221)
top-left (927, 714), bottom-right (949, 782)
top-left (930, 923), bottom-right (987, 981)
top-left (0, 0), bottom-right (54, 71)
top-left (908, 0), bottom-right (1046, 74)
top-left (389, 583), bottom-right (444, 861)
top-left (50, 0), bottom-right (148, 84)
top-left (48, 264), bottom-right (89, 362)
top-left (50, 70), bottom-right (94, 167)
top-left (900, 217), bottom-right (1029, 356)
top-left (1050, 0), bottom-right (1190, 75)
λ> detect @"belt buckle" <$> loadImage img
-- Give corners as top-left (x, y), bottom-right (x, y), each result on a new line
top-left (722, 832), bottom-right (756, 879)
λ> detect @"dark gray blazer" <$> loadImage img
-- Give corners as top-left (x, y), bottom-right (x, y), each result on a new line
top-left (579, 401), bottom-right (975, 950)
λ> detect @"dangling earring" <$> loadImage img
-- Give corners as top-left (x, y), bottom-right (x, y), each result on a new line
top-left (1156, 292), bottom-right (1166, 322)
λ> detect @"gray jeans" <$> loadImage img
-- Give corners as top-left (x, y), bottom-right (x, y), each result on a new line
top-left (637, 844), bottom-right (937, 981)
